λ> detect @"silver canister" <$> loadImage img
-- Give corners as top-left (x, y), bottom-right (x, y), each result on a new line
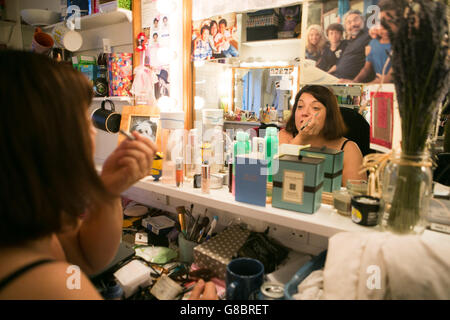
top-left (258, 282), bottom-right (285, 300)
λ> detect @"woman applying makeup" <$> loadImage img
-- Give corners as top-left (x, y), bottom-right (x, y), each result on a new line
top-left (279, 85), bottom-right (366, 186)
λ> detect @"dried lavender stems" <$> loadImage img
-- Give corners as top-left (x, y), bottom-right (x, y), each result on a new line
top-left (381, 0), bottom-right (449, 233)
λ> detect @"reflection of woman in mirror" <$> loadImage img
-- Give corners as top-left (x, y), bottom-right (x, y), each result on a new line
top-left (305, 25), bottom-right (326, 62)
top-left (279, 85), bottom-right (366, 186)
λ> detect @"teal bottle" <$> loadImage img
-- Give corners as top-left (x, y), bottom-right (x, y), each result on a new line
top-left (265, 127), bottom-right (278, 182)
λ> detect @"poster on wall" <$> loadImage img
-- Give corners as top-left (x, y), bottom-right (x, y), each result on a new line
top-left (192, 13), bottom-right (240, 61)
top-left (302, 0), bottom-right (393, 85)
top-left (142, 0), bottom-right (170, 68)
top-left (370, 91), bottom-right (394, 151)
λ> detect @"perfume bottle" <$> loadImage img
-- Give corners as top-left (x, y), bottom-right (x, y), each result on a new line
top-left (201, 161), bottom-right (210, 194)
top-left (176, 157), bottom-right (183, 187)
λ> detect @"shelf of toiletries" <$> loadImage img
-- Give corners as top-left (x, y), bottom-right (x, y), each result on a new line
top-left (123, 177), bottom-right (379, 239)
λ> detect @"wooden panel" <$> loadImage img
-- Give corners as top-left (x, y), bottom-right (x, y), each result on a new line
top-left (132, 0), bottom-right (142, 70)
top-left (183, 0), bottom-right (193, 130)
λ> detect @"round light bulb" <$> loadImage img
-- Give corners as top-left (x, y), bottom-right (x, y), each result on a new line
top-left (158, 96), bottom-right (177, 112)
top-left (157, 47), bottom-right (177, 65)
top-left (157, 0), bottom-right (175, 15)
top-left (194, 96), bottom-right (205, 110)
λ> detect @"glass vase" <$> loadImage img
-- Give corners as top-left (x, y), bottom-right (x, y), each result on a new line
top-left (379, 151), bottom-right (432, 235)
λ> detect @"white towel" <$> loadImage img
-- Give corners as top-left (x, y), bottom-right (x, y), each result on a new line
top-left (322, 231), bottom-right (450, 300)
top-left (292, 270), bottom-right (324, 300)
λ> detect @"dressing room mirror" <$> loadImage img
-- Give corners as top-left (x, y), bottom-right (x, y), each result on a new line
top-left (232, 66), bottom-right (299, 116)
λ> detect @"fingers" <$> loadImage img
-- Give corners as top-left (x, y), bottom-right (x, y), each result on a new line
top-left (188, 279), bottom-right (219, 300)
top-left (202, 281), bottom-right (218, 300)
top-left (189, 279), bottom-right (205, 300)
top-left (132, 131), bottom-right (158, 153)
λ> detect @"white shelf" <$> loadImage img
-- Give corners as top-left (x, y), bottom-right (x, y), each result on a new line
top-left (224, 121), bottom-right (260, 125)
top-left (123, 178), bottom-right (381, 238)
top-left (243, 38), bottom-right (301, 47)
top-left (43, 9), bottom-right (132, 31)
top-left (93, 96), bottom-right (132, 103)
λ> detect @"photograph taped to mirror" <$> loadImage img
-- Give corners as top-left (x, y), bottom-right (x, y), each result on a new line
top-left (192, 13), bottom-right (240, 61)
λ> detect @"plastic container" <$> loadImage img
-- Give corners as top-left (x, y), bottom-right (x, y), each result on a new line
top-left (265, 127), bottom-right (278, 183)
top-left (160, 111), bottom-right (185, 186)
top-left (202, 109), bottom-right (224, 174)
top-left (185, 128), bottom-right (201, 179)
top-left (284, 250), bottom-right (327, 300)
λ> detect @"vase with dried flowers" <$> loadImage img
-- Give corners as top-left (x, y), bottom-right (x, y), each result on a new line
top-left (379, 0), bottom-right (449, 234)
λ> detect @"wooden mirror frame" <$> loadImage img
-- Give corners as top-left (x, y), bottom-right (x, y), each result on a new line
top-left (132, 0), bottom-right (193, 130)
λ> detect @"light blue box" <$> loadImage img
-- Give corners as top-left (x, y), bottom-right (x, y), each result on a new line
top-left (300, 147), bottom-right (343, 192)
top-left (272, 155), bottom-right (324, 214)
top-left (235, 156), bottom-right (267, 207)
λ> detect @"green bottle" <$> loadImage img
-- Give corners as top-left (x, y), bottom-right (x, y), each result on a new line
top-left (265, 127), bottom-right (278, 182)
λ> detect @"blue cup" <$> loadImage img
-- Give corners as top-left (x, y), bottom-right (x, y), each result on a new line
top-left (226, 258), bottom-right (264, 300)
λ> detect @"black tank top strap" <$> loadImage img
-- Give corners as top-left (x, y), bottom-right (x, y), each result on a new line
top-left (341, 139), bottom-right (350, 151)
top-left (0, 259), bottom-right (54, 292)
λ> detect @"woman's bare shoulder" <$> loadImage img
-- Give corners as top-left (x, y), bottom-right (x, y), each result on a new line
top-left (0, 261), bottom-right (102, 300)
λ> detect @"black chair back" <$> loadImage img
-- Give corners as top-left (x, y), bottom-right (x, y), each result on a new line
top-left (339, 107), bottom-right (372, 157)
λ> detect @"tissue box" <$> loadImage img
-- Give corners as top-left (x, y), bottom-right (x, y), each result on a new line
top-left (78, 64), bottom-right (96, 85)
top-left (193, 225), bottom-right (251, 280)
top-left (235, 156), bottom-right (267, 207)
top-left (272, 154), bottom-right (324, 214)
top-left (300, 147), bottom-right (343, 192)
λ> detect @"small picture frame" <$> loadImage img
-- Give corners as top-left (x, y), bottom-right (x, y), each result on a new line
top-left (119, 105), bottom-right (161, 150)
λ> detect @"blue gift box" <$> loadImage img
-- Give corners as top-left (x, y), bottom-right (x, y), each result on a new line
top-left (272, 154), bottom-right (324, 214)
top-left (235, 156), bottom-right (267, 207)
top-left (300, 146), bottom-right (343, 192)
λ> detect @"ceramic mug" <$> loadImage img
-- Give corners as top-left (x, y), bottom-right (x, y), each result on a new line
top-left (31, 27), bottom-right (54, 55)
top-left (91, 100), bottom-right (121, 133)
top-left (52, 23), bottom-right (83, 52)
top-left (226, 258), bottom-right (264, 300)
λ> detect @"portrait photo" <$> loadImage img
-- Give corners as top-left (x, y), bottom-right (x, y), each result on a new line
top-left (129, 116), bottom-right (158, 142)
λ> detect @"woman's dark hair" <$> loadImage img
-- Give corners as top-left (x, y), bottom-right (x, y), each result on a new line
top-left (219, 19), bottom-right (227, 27)
top-left (285, 85), bottom-right (347, 140)
top-left (0, 50), bottom-right (110, 247)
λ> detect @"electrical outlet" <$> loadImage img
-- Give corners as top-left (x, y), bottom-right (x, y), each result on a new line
top-left (268, 225), bottom-right (308, 250)
top-left (153, 192), bottom-right (168, 206)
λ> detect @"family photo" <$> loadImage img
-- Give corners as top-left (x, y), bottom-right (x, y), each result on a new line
top-left (304, 0), bottom-right (392, 84)
top-left (192, 13), bottom-right (240, 61)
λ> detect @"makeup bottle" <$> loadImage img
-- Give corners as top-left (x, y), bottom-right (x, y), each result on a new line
top-left (176, 157), bottom-right (183, 188)
top-left (201, 161), bottom-right (210, 194)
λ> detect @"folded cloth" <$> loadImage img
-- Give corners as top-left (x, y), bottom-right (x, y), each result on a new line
top-left (322, 231), bottom-right (450, 300)
top-left (292, 270), bottom-right (324, 300)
